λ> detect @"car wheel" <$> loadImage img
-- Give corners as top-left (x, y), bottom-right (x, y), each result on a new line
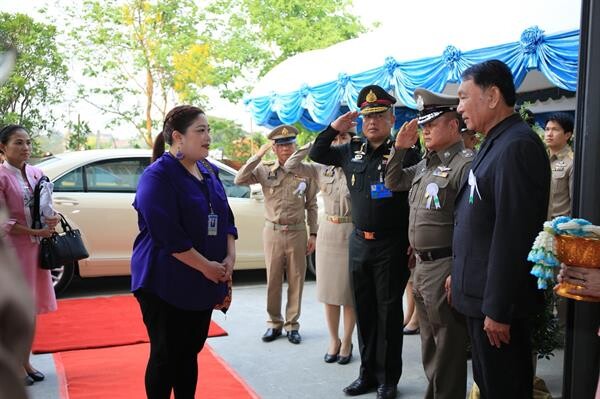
top-left (306, 252), bottom-right (316, 277)
top-left (51, 262), bottom-right (75, 295)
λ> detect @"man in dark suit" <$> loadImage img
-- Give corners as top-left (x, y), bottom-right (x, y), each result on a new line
top-left (451, 60), bottom-right (550, 398)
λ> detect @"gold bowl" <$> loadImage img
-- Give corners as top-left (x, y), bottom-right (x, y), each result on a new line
top-left (554, 234), bottom-right (600, 302)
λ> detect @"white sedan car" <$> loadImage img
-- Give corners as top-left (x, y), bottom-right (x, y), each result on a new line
top-left (37, 149), bottom-right (317, 293)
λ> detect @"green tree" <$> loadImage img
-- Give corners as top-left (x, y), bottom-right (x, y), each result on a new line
top-left (66, 114), bottom-right (92, 151)
top-left (58, 0), bottom-right (364, 147)
top-left (241, 0), bottom-right (365, 75)
top-left (209, 116), bottom-right (266, 162)
top-left (0, 13), bottom-right (67, 153)
top-left (60, 0), bottom-right (214, 148)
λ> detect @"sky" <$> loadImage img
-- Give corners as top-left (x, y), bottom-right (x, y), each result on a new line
top-left (0, 0), bottom-right (582, 138)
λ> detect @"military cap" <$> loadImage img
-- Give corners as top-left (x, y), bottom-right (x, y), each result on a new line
top-left (357, 85), bottom-right (397, 115)
top-left (267, 125), bottom-right (298, 144)
top-left (414, 88), bottom-right (458, 125)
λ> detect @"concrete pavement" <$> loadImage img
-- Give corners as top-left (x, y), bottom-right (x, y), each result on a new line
top-left (28, 279), bottom-right (564, 398)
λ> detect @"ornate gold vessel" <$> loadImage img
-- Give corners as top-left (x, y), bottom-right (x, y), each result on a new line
top-left (554, 234), bottom-right (600, 302)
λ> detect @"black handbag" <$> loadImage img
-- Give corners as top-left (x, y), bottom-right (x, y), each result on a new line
top-left (39, 214), bottom-right (89, 270)
top-left (31, 176), bottom-right (89, 270)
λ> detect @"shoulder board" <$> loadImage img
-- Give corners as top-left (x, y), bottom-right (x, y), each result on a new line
top-left (566, 151), bottom-right (574, 160)
top-left (262, 160), bottom-right (275, 166)
top-left (460, 149), bottom-right (475, 158)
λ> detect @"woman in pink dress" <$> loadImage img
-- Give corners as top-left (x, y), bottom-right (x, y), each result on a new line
top-left (0, 124), bottom-right (59, 386)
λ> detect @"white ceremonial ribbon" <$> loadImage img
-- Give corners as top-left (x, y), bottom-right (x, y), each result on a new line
top-left (468, 170), bottom-right (482, 204)
top-left (425, 183), bottom-right (441, 209)
top-left (293, 181), bottom-right (307, 197)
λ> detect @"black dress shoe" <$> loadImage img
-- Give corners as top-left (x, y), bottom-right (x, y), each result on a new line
top-left (337, 343), bottom-right (353, 365)
top-left (287, 330), bottom-right (301, 344)
top-left (376, 384), bottom-right (397, 399)
top-left (324, 339), bottom-right (341, 363)
top-left (403, 326), bottom-right (420, 335)
top-left (24, 375), bottom-right (35, 386)
top-left (261, 328), bottom-right (282, 342)
top-left (343, 377), bottom-right (377, 396)
top-left (27, 370), bottom-right (45, 382)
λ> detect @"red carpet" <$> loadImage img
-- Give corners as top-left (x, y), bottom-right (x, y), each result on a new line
top-left (54, 343), bottom-right (259, 399)
top-left (33, 295), bottom-right (227, 354)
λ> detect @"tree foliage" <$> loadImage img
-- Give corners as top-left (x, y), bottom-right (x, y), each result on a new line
top-left (209, 116), bottom-right (266, 162)
top-left (0, 12), bottom-right (67, 150)
top-left (58, 0), bottom-right (364, 148)
top-left (61, 0), bottom-right (212, 148)
top-left (66, 114), bottom-right (92, 151)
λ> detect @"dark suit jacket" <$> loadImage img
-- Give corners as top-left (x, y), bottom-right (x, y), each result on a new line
top-left (451, 114), bottom-right (550, 323)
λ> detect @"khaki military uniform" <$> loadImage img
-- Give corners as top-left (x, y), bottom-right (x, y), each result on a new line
top-left (235, 155), bottom-right (318, 331)
top-left (285, 144), bottom-right (353, 305)
top-left (548, 145), bottom-right (574, 219)
top-left (385, 140), bottom-right (473, 399)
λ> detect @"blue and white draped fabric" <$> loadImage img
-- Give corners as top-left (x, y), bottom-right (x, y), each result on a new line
top-left (245, 27), bottom-right (579, 131)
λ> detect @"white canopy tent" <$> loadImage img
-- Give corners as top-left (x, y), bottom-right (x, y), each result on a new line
top-left (245, 0), bottom-right (581, 130)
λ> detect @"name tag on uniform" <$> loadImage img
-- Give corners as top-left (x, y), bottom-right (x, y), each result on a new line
top-left (370, 183), bottom-right (392, 199)
top-left (208, 213), bottom-right (218, 236)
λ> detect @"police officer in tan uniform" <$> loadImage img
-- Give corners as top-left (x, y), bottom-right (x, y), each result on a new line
top-left (385, 88), bottom-right (472, 399)
top-left (544, 112), bottom-right (574, 219)
top-left (285, 129), bottom-right (356, 364)
top-left (234, 125), bottom-right (318, 344)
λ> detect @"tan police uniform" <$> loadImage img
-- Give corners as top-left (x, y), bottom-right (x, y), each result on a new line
top-left (385, 88), bottom-right (472, 399)
top-left (548, 145), bottom-right (574, 219)
top-left (285, 143), bottom-right (353, 306)
top-left (234, 126), bottom-right (318, 333)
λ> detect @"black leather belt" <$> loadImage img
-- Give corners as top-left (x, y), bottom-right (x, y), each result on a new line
top-left (415, 247), bottom-right (453, 262)
top-left (355, 229), bottom-right (400, 241)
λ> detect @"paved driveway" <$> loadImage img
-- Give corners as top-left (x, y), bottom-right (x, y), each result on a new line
top-left (28, 275), bottom-right (564, 398)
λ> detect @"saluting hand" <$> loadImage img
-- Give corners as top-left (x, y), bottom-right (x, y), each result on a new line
top-left (331, 111), bottom-right (359, 133)
top-left (395, 118), bottom-right (419, 149)
top-left (483, 316), bottom-right (511, 348)
top-left (256, 142), bottom-right (273, 158)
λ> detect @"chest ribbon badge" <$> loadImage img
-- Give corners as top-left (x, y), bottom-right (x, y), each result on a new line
top-left (425, 183), bottom-right (441, 209)
top-left (468, 170), bottom-right (482, 204)
top-left (294, 181), bottom-right (307, 197)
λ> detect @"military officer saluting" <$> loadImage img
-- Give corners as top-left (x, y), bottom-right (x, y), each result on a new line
top-left (310, 85), bottom-right (416, 399)
top-left (385, 89), bottom-right (472, 399)
top-left (234, 125), bottom-right (318, 344)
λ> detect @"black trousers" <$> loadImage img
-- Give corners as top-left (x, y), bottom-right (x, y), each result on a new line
top-left (466, 316), bottom-right (534, 399)
top-left (349, 232), bottom-right (410, 385)
top-left (135, 290), bottom-right (213, 399)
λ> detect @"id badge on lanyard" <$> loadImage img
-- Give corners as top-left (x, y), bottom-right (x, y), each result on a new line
top-left (208, 213), bottom-right (218, 236)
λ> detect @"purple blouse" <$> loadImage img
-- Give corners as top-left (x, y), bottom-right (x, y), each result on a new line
top-left (131, 153), bottom-right (238, 311)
